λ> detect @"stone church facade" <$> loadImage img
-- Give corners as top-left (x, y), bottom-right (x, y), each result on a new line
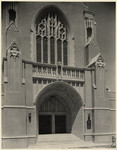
top-left (1, 2), bottom-right (116, 148)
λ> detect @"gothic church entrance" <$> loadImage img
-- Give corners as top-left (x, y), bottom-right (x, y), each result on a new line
top-left (39, 115), bottom-right (66, 134)
top-left (39, 96), bottom-right (68, 134)
top-left (35, 82), bottom-right (83, 138)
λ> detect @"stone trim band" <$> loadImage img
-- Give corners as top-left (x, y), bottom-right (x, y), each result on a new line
top-left (84, 133), bottom-right (116, 136)
top-left (84, 107), bottom-right (116, 111)
top-left (2, 135), bottom-right (36, 139)
top-left (1, 105), bottom-right (35, 109)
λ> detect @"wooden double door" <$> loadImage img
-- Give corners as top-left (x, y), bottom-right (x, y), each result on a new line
top-left (39, 114), bottom-right (66, 134)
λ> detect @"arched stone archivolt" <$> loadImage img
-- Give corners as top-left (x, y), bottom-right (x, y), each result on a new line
top-left (31, 4), bottom-right (71, 33)
top-left (34, 82), bottom-right (84, 138)
top-left (39, 95), bottom-right (69, 112)
top-left (36, 91), bottom-right (74, 111)
top-left (34, 82), bottom-right (83, 110)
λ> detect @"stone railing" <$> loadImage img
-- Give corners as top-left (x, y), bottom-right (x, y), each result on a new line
top-left (33, 64), bottom-right (57, 79)
top-left (2, 57), bottom-right (85, 84)
top-left (32, 63), bottom-right (84, 82)
top-left (62, 66), bottom-right (84, 81)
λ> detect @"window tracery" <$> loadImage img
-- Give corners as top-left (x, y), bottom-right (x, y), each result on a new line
top-left (36, 13), bottom-right (68, 65)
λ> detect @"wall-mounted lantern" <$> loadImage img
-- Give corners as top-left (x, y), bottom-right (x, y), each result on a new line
top-left (87, 114), bottom-right (91, 129)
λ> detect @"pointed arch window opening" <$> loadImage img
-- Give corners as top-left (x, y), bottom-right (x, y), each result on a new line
top-left (8, 9), bottom-right (16, 23)
top-left (50, 37), bottom-right (55, 64)
top-left (36, 35), bottom-right (41, 62)
top-left (63, 40), bottom-right (68, 65)
top-left (43, 37), bottom-right (48, 63)
top-left (86, 19), bottom-right (93, 41)
top-left (36, 13), bottom-right (68, 65)
top-left (57, 39), bottom-right (62, 62)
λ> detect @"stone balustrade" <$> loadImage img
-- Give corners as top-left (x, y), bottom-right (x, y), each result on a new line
top-left (33, 64), bottom-right (57, 79)
top-left (62, 67), bottom-right (84, 81)
top-left (32, 63), bottom-right (84, 82)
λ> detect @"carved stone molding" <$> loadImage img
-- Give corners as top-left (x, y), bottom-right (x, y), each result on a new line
top-left (96, 56), bottom-right (105, 68)
top-left (86, 53), bottom-right (106, 69)
top-left (10, 43), bottom-right (19, 58)
top-left (7, 42), bottom-right (21, 59)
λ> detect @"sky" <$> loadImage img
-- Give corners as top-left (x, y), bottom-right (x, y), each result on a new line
top-left (84, 2), bottom-right (115, 91)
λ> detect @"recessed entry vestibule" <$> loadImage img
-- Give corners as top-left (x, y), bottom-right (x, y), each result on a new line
top-left (39, 114), bottom-right (66, 134)
top-left (38, 96), bottom-right (71, 134)
top-left (35, 82), bottom-right (83, 137)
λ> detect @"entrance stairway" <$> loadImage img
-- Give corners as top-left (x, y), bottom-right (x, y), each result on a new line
top-left (28, 134), bottom-right (111, 149)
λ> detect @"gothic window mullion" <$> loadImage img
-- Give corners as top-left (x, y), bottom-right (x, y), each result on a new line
top-left (47, 14), bottom-right (50, 64)
top-left (61, 40), bottom-right (63, 65)
top-left (51, 24), bottom-right (53, 36)
top-left (54, 14), bottom-right (57, 65)
top-left (41, 36), bottom-right (43, 63)
top-left (58, 25), bottom-right (60, 39)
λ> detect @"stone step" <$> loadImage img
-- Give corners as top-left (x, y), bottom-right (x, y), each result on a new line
top-left (28, 134), bottom-right (111, 149)
top-left (28, 133), bottom-right (93, 148)
top-left (37, 133), bottom-right (82, 142)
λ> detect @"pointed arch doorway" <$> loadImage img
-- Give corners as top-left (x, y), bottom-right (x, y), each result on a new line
top-left (34, 82), bottom-right (83, 137)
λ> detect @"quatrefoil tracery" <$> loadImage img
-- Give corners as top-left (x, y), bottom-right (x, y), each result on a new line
top-left (36, 14), bottom-right (67, 41)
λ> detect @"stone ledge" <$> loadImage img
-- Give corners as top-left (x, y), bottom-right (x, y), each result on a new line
top-left (2, 135), bottom-right (36, 139)
top-left (1, 105), bottom-right (35, 109)
top-left (84, 133), bottom-right (116, 136)
top-left (84, 107), bottom-right (111, 110)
